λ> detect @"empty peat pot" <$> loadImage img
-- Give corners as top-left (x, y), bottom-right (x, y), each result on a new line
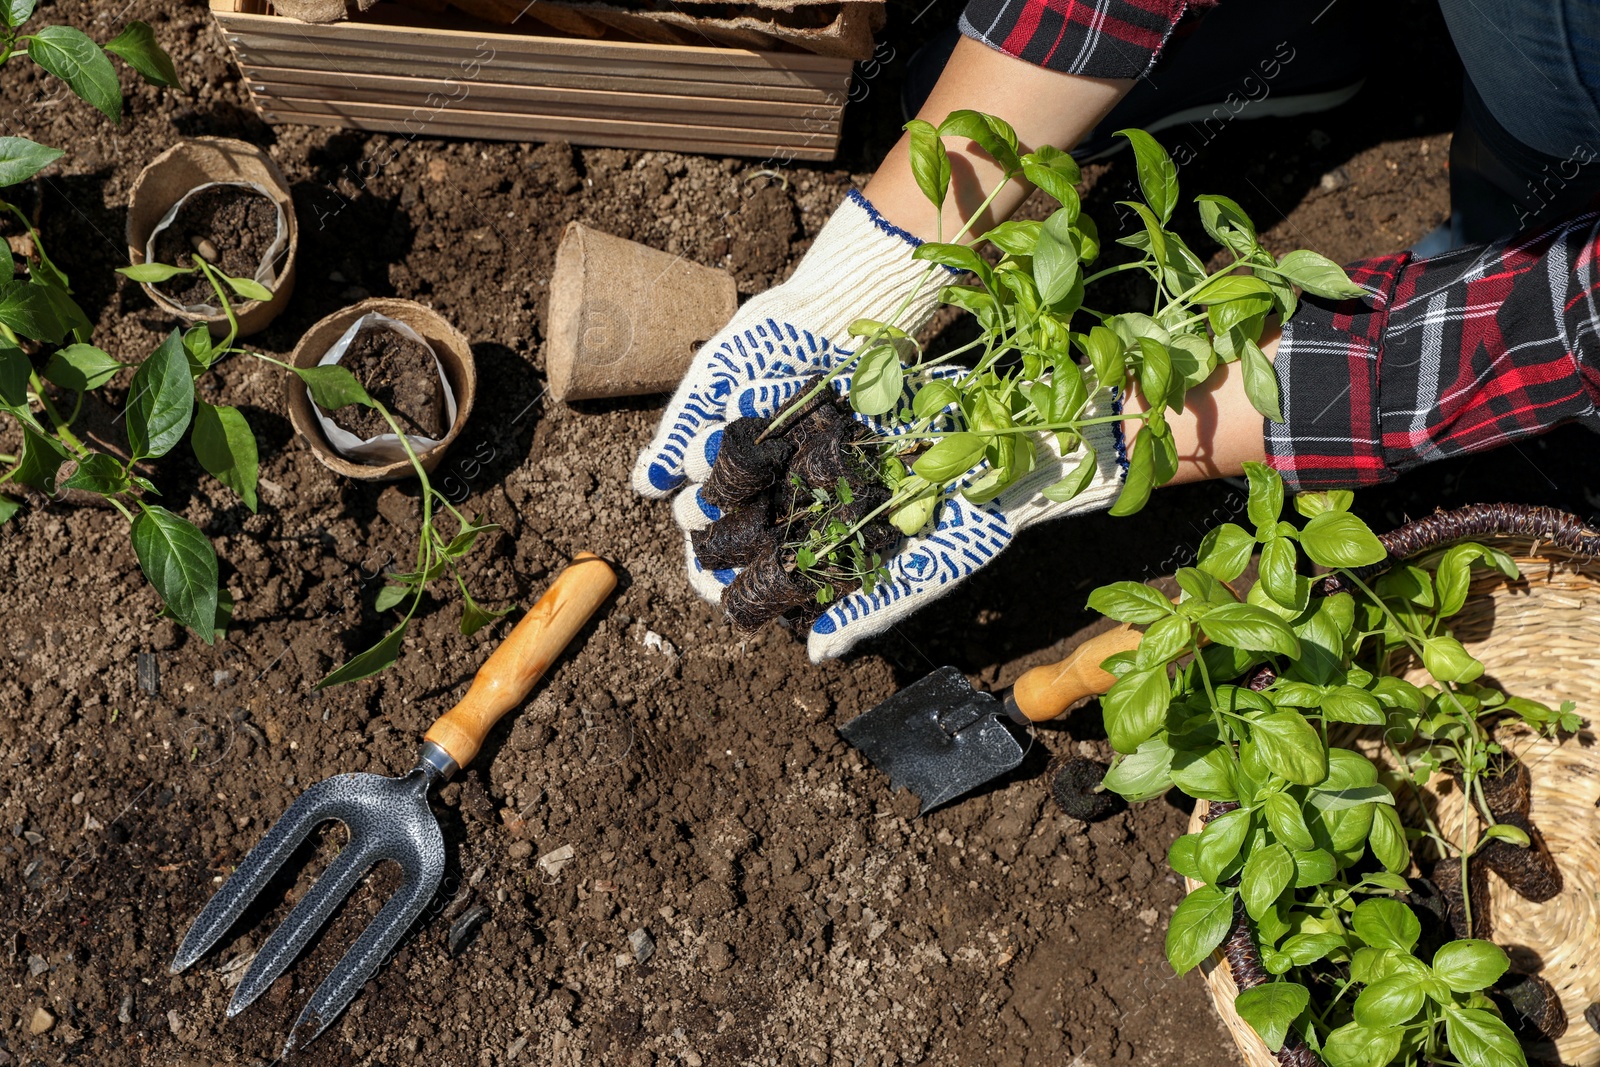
top-left (287, 298), bottom-right (477, 482)
top-left (126, 136), bottom-right (298, 337)
top-left (545, 221), bottom-right (738, 403)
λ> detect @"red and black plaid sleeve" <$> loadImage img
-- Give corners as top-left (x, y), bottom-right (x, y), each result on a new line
top-left (958, 0), bottom-right (1203, 79)
top-left (1266, 213), bottom-right (1600, 490)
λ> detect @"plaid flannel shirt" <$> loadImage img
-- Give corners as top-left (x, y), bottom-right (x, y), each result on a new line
top-left (1266, 213), bottom-right (1600, 490)
top-left (959, 0), bottom-right (1215, 79)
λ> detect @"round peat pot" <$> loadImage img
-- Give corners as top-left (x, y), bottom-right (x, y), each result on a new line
top-left (287, 298), bottom-right (477, 482)
top-left (126, 137), bottom-right (298, 337)
top-left (545, 221), bottom-right (738, 403)
top-left (1183, 507), bottom-right (1600, 1067)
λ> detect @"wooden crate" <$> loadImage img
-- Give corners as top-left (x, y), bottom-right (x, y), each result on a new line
top-left (210, 0), bottom-right (853, 160)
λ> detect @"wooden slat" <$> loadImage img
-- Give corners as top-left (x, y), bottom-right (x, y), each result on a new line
top-left (236, 58), bottom-right (839, 105)
top-left (212, 10), bottom-right (854, 81)
top-left (245, 71), bottom-right (840, 133)
top-left (256, 104), bottom-right (840, 160)
top-left (251, 93), bottom-right (840, 153)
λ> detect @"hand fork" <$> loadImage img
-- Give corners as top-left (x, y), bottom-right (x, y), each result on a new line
top-left (171, 553), bottom-right (617, 1056)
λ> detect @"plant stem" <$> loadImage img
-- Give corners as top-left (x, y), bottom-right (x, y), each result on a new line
top-left (1081, 261), bottom-right (1151, 287)
top-left (27, 371), bottom-right (88, 455)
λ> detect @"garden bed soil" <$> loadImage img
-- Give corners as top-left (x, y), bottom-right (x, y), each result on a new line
top-left (329, 326), bottom-right (449, 440)
top-left (150, 182), bottom-right (279, 306)
top-left (3, 1), bottom-right (1597, 1066)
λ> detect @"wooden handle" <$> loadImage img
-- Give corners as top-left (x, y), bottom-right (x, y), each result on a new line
top-left (424, 553), bottom-right (617, 770)
top-left (1009, 623), bottom-right (1143, 723)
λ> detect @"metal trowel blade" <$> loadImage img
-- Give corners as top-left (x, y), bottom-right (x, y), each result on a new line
top-left (839, 666), bottom-right (1026, 814)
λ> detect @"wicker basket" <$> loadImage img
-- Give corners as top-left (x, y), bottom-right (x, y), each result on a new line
top-left (1183, 506), bottom-right (1600, 1067)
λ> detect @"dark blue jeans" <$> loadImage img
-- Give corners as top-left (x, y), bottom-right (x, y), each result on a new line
top-left (1441, 0), bottom-right (1600, 240)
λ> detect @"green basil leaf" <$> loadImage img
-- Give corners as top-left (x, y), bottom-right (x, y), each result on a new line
top-left (298, 364), bottom-right (375, 412)
top-left (1192, 274), bottom-right (1274, 305)
top-left (913, 240), bottom-right (991, 285)
top-left (1088, 580), bottom-right (1173, 625)
top-left (1021, 143), bottom-right (1081, 211)
top-left (1079, 324), bottom-right (1125, 390)
top-left (0, 0), bottom-right (34, 28)
top-left (28, 25), bottom-right (121, 124)
top-left (42, 343), bottom-right (121, 391)
top-left (911, 431), bottom-right (985, 483)
top-left (1118, 199), bottom-right (1168, 264)
top-left (1273, 249), bottom-right (1366, 300)
top-left (1102, 736), bottom-right (1174, 802)
top-left (979, 219), bottom-right (1040, 257)
top-left (1421, 635), bottom-right (1485, 683)
top-left (126, 329), bottom-right (194, 460)
top-left (1290, 847), bottom-right (1338, 887)
top-left (58, 451), bottom-right (128, 495)
top-left (1241, 842), bottom-right (1294, 921)
top-left (1353, 976), bottom-right (1426, 1029)
top-left (1367, 805), bottom-right (1411, 874)
top-left (1116, 128), bottom-right (1178, 223)
top-left (849, 343), bottom-right (903, 417)
top-left (1259, 536), bottom-right (1302, 611)
top-left (1167, 832), bottom-right (1203, 880)
top-left (131, 503), bottom-right (219, 642)
top-left (1042, 450), bottom-right (1098, 503)
top-left (1165, 884), bottom-right (1236, 975)
top-left (1199, 603), bottom-right (1302, 658)
top-left (1108, 427), bottom-right (1155, 517)
top-left (1299, 510), bottom-right (1388, 568)
top-left (316, 619), bottom-right (409, 689)
top-left (1280, 931), bottom-right (1345, 966)
top-left (1136, 337), bottom-right (1172, 411)
top-left (1138, 613), bottom-right (1192, 668)
top-left (1442, 1007), bottom-right (1527, 1067)
top-left (1265, 792), bottom-right (1316, 851)
top-left (224, 274), bottom-right (273, 303)
top-left (1102, 665), bottom-right (1171, 754)
top-left (0, 135), bottom-right (61, 187)
top-left (1170, 746), bottom-right (1238, 802)
top-left (192, 401), bottom-right (259, 512)
top-left (105, 19), bottom-right (181, 87)
top-left (1034, 207), bottom-right (1080, 305)
top-left (1352, 898), bottom-right (1421, 952)
top-left (1234, 981), bottom-right (1309, 1053)
top-left (1195, 194), bottom-right (1257, 258)
top-left (1250, 710), bottom-right (1326, 786)
top-left (1293, 489), bottom-right (1354, 517)
top-left (912, 379), bottom-right (960, 420)
top-left (1432, 939), bottom-right (1509, 993)
top-left (937, 109), bottom-right (1021, 173)
top-left (0, 492), bottom-right (19, 524)
top-left (1198, 522), bottom-right (1255, 582)
top-left (1322, 1021), bottom-right (1402, 1067)
top-left (1239, 336), bottom-right (1282, 424)
top-left (1320, 684), bottom-right (1386, 725)
top-left (118, 262), bottom-right (191, 283)
top-left (1196, 807), bottom-right (1252, 884)
top-left (1243, 461), bottom-right (1283, 531)
top-left (903, 118), bottom-right (950, 209)
top-left (374, 584), bottom-right (412, 612)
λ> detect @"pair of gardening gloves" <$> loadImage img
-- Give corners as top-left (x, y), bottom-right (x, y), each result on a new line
top-left (631, 191), bottom-right (1129, 660)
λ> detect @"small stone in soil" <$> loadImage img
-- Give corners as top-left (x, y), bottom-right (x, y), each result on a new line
top-left (150, 184), bottom-right (280, 307)
top-left (136, 652), bottom-right (159, 694)
top-left (628, 927), bottom-right (655, 964)
top-left (29, 1006), bottom-right (54, 1034)
top-left (328, 328), bottom-right (448, 442)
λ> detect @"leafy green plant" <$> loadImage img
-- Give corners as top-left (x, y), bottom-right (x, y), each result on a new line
top-left (107, 257), bottom-right (512, 684)
top-left (1089, 466), bottom-right (1580, 1067)
top-left (770, 114), bottom-right (1365, 601)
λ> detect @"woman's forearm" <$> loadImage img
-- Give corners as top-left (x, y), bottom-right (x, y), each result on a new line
top-left (862, 36), bottom-right (1132, 242)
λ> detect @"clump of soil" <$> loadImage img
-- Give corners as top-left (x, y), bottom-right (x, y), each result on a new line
top-left (151, 183), bottom-right (280, 306)
top-left (328, 327), bottom-right (448, 440)
top-left (1048, 756), bottom-right (1123, 822)
top-left (1467, 756), bottom-right (1563, 902)
top-left (694, 380), bottom-right (901, 632)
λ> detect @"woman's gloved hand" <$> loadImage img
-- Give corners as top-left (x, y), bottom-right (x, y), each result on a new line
top-left (631, 190), bottom-right (948, 497)
top-left (673, 366), bottom-right (1130, 661)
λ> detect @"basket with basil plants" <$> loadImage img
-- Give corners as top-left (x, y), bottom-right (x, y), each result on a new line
top-left (696, 112), bottom-right (1368, 632)
top-left (1084, 468), bottom-right (1581, 1067)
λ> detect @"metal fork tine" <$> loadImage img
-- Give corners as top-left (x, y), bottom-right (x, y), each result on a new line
top-left (281, 862), bottom-right (443, 1056)
top-left (170, 775), bottom-right (352, 974)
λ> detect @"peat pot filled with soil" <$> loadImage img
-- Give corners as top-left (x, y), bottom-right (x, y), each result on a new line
top-left (126, 137), bottom-right (298, 336)
top-left (287, 297), bottom-right (477, 481)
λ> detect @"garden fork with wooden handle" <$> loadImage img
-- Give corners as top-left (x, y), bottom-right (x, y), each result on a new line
top-left (171, 552), bottom-right (617, 1057)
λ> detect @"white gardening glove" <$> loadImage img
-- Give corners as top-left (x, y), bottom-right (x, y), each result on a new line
top-left (631, 190), bottom-right (949, 496)
top-left (675, 367), bottom-right (1130, 661)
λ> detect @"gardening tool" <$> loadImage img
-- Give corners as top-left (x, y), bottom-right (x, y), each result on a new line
top-left (171, 552), bottom-right (617, 1056)
top-left (840, 622), bottom-right (1143, 813)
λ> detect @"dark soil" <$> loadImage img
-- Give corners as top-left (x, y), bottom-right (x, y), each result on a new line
top-left (150, 182), bottom-right (280, 306)
top-left (329, 326), bottom-right (449, 440)
top-left (1, 1), bottom-right (1596, 1066)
